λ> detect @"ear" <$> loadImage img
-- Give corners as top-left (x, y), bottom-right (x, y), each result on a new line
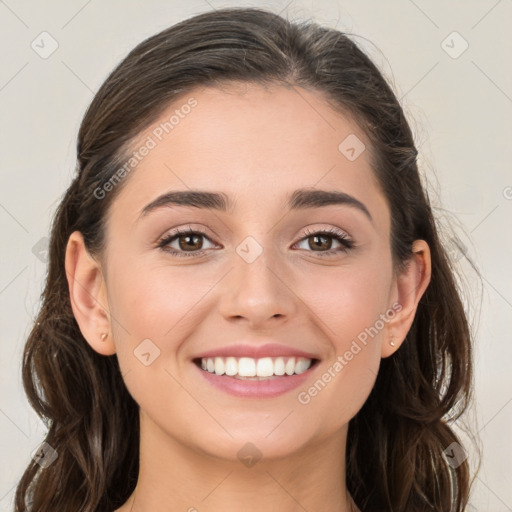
top-left (64, 230), bottom-right (116, 355)
top-left (381, 239), bottom-right (432, 358)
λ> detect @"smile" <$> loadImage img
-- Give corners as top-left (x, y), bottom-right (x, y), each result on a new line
top-left (199, 356), bottom-right (314, 378)
top-left (193, 356), bottom-right (320, 398)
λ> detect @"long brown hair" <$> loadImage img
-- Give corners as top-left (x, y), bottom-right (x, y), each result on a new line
top-left (15, 7), bottom-right (476, 511)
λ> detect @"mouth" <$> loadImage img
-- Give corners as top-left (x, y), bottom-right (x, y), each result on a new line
top-left (195, 356), bottom-right (319, 378)
top-left (192, 356), bottom-right (321, 398)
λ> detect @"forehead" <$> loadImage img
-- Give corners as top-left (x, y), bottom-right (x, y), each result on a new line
top-left (110, 82), bottom-right (388, 224)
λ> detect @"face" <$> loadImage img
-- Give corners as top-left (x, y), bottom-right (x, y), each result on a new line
top-left (90, 82), bottom-right (404, 461)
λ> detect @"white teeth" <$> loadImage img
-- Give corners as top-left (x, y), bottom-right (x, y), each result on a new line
top-left (199, 356), bottom-right (313, 378)
top-left (256, 357), bottom-right (274, 377)
top-left (214, 357), bottom-right (225, 375)
top-left (285, 357), bottom-right (296, 376)
top-left (225, 356), bottom-right (238, 376)
top-left (294, 358), bottom-right (311, 374)
top-left (238, 357), bottom-right (256, 377)
top-left (274, 357), bottom-right (285, 375)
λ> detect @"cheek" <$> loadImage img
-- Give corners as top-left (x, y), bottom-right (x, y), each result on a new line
top-left (300, 259), bottom-right (392, 347)
top-left (108, 258), bottom-right (214, 335)
top-left (291, 262), bottom-right (391, 424)
top-left (106, 263), bottom-right (212, 418)
top-left (106, 260), bottom-right (217, 375)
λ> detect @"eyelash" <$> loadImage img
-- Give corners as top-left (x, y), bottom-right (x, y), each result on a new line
top-left (157, 226), bottom-right (354, 258)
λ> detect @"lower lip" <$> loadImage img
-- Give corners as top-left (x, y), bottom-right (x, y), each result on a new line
top-left (193, 362), bottom-right (317, 398)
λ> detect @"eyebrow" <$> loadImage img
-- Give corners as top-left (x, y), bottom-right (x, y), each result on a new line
top-left (139, 188), bottom-right (372, 221)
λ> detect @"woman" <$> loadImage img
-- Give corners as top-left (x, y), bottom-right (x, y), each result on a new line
top-left (15, 7), bottom-right (475, 512)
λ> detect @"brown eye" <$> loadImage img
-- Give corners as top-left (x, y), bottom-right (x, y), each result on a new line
top-left (295, 228), bottom-right (354, 256)
top-left (307, 234), bottom-right (333, 251)
top-left (158, 228), bottom-right (217, 257)
top-left (178, 233), bottom-right (203, 251)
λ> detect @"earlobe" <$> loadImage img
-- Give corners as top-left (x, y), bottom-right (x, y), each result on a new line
top-left (64, 231), bottom-right (116, 356)
top-left (382, 240), bottom-right (432, 358)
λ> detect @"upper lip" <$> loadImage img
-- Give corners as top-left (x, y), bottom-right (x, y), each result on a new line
top-left (194, 343), bottom-right (319, 360)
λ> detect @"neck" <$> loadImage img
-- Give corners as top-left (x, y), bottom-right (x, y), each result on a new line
top-left (119, 413), bottom-right (358, 512)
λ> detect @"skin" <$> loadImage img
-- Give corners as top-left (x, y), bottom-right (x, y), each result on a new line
top-left (65, 82), bottom-right (431, 512)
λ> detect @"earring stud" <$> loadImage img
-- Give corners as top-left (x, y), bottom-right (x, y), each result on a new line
top-left (100, 333), bottom-right (108, 342)
top-left (390, 336), bottom-right (396, 347)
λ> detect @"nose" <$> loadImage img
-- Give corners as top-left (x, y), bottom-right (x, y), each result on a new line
top-left (217, 244), bottom-right (297, 328)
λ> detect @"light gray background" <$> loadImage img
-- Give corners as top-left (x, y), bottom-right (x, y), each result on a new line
top-left (1, 1), bottom-right (511, 510)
